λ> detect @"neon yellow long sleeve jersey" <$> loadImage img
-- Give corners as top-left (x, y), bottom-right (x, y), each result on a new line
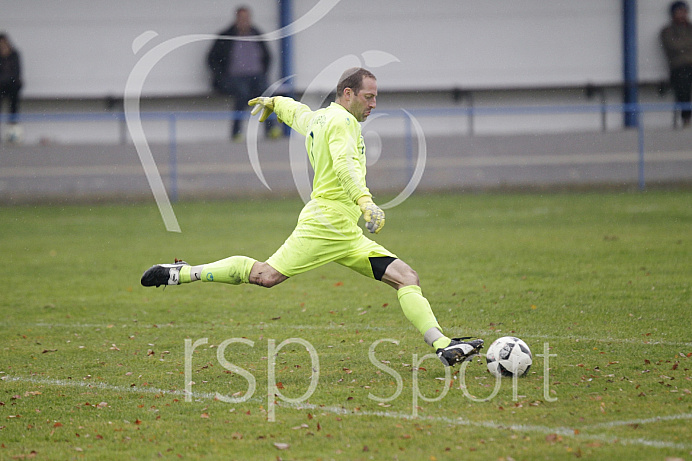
top-left (273, 96), bottom-right (372, 221)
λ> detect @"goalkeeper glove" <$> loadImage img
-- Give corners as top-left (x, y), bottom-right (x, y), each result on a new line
top-left (248, 96), bottom-right (275, 122)
top-left (357, 196), bottom-right (385, 234)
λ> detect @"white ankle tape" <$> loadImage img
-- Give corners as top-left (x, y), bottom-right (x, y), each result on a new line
top-left (424, 328), bottom-right (444, 347)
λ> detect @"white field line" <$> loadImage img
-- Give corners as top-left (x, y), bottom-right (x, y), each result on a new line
top-left (288, 402), bottom-right (692, 451)
top-left (471, 330), bottom-right (692, 348)
top-left (3, 375), bottom-right (691, 451)
top-left (11, 322), bottom-right (692, 348)
top-left (2, 375), bottom-right (219, 401)
top-left (586, 412), bottom-right (692, 429)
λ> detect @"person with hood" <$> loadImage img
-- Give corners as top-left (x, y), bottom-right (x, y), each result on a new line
top-left (207, 6), bottom-right (279, 140)
top-left (0, 33), bottom-right (23, 141)
top-left (661, 1), bottom-right (692, 126)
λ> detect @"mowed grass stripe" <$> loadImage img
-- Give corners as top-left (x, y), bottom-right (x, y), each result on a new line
top-left (4, 375), bottom-right (692, 451)
top-left (6, 322), bottom-right (691, 347)
top-left (1, 191), bottom-right (690, 460)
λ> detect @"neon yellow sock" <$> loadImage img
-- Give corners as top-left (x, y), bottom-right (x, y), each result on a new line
top-left (397, 285), bottom-right (449, 347)
top-left (432, 337), bottom-right (452, 350)
top-left (200, 256), bottom-right (256, 285)
top-left (179, 265), bottom-right (192, 284)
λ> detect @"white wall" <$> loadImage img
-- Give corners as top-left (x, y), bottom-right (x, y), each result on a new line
top-left (0, 0), bottom-right (675, 98)
top-left (2, 0), bottom-right (280, 97)
top-left (293, 1), bottom-right (624, 91)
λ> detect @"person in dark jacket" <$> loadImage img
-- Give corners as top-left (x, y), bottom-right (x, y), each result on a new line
top-left (0, 33), bottom-right (22, 126)
top-left (206, 6), bottom-right (279, 140)
top-left (661, 1), bottom-right (692, 126)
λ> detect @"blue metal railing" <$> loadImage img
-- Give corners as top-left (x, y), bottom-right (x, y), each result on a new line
top-left (2, 101), bottom-right (691, 197)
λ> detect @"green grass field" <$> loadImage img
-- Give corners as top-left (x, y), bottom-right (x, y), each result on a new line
top-left (1, 191), bottom-right (691, 460)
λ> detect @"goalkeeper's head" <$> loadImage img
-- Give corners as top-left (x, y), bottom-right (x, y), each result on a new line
top-left (336, 67), bottom-right (377, 122)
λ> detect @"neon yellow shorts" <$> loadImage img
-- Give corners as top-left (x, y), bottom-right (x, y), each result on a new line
top-left (266, 199), bottom-right (396, 278)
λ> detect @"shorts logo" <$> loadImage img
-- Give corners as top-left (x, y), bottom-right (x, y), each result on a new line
top-left (206, 273), bottom-right (214, 281)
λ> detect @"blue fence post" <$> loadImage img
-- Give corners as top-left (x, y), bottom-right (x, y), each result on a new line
top-left (623, 0), bottom-right (639, 128)
top-left (279, 0), bottom-right (294, 137)
top-left (279, 0), bottom-right (293, 90)
top-left (168, 114), bottom-right (178, 202)
top-left (637, 117), bottom-right (646, 191)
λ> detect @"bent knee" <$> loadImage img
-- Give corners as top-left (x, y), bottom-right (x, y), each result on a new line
top-left (257, 273), bottom-right (283, 288)
top-left (382, 260), bottom-right (420, 289)
top-left (395, 260), bottom-right (419, 286)
top-left (402, 266), bottom-right (419, 286)
top-left (250, 262), bottom-right (287, 288)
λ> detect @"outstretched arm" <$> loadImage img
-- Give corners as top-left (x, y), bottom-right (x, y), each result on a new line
top-left (248, 96), bottom-right (313, 137)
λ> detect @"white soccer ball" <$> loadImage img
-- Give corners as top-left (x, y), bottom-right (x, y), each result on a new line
top-left (485, 336), bottom-right (532, 378)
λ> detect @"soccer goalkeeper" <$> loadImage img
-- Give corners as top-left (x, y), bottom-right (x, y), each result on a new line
top-left (141, 67), bottom-right (483, 366)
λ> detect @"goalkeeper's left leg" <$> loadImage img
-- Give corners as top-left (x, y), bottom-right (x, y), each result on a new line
top-left (379, 259), bottom-right (484, 365)
top-left (379, 259), bottom-right (450, 348)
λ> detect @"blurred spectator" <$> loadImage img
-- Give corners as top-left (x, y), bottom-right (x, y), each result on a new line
top-left (0, 33), bottom-right (23, 140)
top-left (206, 6), bottom-right (280, 141)
top-left (660, 1), bottom-right (692, 127)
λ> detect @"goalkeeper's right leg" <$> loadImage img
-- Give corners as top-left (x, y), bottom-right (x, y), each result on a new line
top-left (141, 256), bottom-right (287, 288)
top-left (141, 259), bottom-right (189, 287)
top-left (141, 256), bottom-right (254, 287)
